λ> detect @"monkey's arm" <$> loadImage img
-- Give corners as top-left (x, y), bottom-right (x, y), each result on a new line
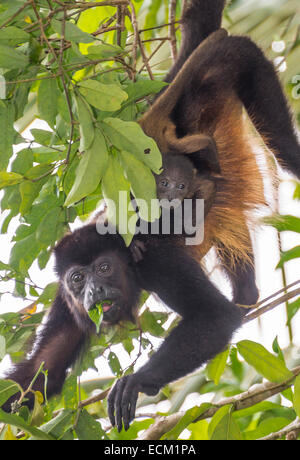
top-left (2, 291), bottom-right (86, 411)
top-left (108, 244), bottom-right (242, 431)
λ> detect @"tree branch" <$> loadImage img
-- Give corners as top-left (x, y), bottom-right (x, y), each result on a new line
top-left (139, 412), bottom-right (184, 440)
top-left (139, 366), bottom-right (300, 440)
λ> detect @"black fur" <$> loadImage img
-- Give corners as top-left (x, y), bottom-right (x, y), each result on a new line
top-left (3, 225), bottom-right (141, 412)
top-left (172, 34), bottom-right (300, 178)
top-left (165, 0), bottom-right (227, 84)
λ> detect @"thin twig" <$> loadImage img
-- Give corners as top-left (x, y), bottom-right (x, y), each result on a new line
top-left (5, 72), bottom-right (63, 86)
top-left (169, 0), bottom-right (178, 62)
top-left (78, 388), bottom-right (110, 408)
top-left (137, 21), bottom-right (180, 35)
top-left (127, 1), bottom-right (154, 80)
top-left (128, 1), bottom-right (138, 79)
top-left (243, 287), bottom-right (300, 324)
top-left (254, 279), bottom-right (300, 309)
top-left (138, 40), bottom-right (166, 74)
top-left (116, 5), bottom-right (126, 47)
top-left (53, 0), bottom-right (129, 8)
top-left (58, 7), bottom-right (75, 165)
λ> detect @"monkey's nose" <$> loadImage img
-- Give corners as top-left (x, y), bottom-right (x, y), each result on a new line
top-left (88, 285), bottom-right (104, 301)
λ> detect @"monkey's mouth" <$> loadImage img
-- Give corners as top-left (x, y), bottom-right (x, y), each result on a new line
top-left (101, 299), bottom-right (122, 324)
top-left (99, 300), bottom-right (114, 313)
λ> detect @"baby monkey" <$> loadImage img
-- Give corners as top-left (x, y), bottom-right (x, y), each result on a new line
top-left (155, 154), bottom-right (216, 211)
top-left (131, 153), bottom-right (218, 262)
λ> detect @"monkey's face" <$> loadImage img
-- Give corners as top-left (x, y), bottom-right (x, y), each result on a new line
top-left (155, 170), bottom-right (192, 205)
top-left (64, 252), bottom-right (134, 326)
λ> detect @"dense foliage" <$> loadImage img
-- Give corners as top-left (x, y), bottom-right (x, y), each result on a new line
top-left (0, 0), bottom-right (299, 440)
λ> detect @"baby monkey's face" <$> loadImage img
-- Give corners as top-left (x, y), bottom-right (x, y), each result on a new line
top-left (155, 155), bottom-right (195, 203)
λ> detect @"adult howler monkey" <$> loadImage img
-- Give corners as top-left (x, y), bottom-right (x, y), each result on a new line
top-left (2, 229), bottom-right (142, 412)
top-left (3, 0), bottom-right (300, 433)
top-left (109, 0), bottom-right (300, 430)
top-left (138, 0), bottom-right (300, 307)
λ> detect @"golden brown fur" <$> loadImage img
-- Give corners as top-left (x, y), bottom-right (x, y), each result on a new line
top-left (187, 95), bottom-right (266, 267)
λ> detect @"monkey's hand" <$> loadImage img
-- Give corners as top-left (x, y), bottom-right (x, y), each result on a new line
top-left (107, 374), bottom-right (159, 431)
top-left (129, 239), bottom-right (147, 263)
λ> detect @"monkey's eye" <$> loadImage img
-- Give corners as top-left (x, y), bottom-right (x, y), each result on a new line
top-left (177, 184), bottom-right (185, 190)
top-left (71, 272), bottom-right (84, 283)
top-left (98, 263), bottom-right (111, 273)
top-left (161, 180), bottom-right (169, 187)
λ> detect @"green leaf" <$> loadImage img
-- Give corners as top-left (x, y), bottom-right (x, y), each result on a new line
top-left (206, 347), bottom-right (230, 385)
top-left (277, 246), bottom-right (300, 268)
top-left (19, 164), bottom-right (53, 215)
top-left (272, 336), bottom-right (285, 362)
top-left (64, 128), bottom-right (108, 206)
top-left (0, 102), bottom-right (15, 171)
top-left (0, 409), bottom-right (54, 440)
top-left (0, 43), bottom-right (28, 69)
top-left (287, 297), bottom-right (300, 325)
top-left (75, 409), bottom-right (107, 440)
top-left (37, 78), bottom-right (60, 127)
top-left (124, 80), bottom-right (168, 103)
top-left (263, 214), bottom-right (300, 233)
top-left (36, 207), bottom-right (63, 248)
top-left (108, 351), bottom-right (122, 377)
top-left (294, 375), bottom-right (300, 418)
top-left (86, 43), bottom-right (123, 59)
top-left (52, 18), bottom-right (95, 44)
top-left (119, 150), bottom-right (159, 222)
top-left (0, 379), bottom-right (21, 407)
top-left (293, 182), bottom-right (300, 201)
top-left (101, 154), bottom-right (136, 246)
top-left (208, 405), bottom-right (242, 440)
top-left (101, 118), bottom-right (162, 173)
top-left (38, 282), bottom-right (58, 307)
top-left (36, 410), bottom-right (74, 439)
top-left (244, 417), bottom-right (290, 440)
top-left (30, 391), bottom-right (44, 427)
top-left (139, 309), bottom-right (165, 337)
top-left (78, 79), bottom-right (128, 112)
top-left (30, 129), bottom-right (55, 147)
top-left (9, 232), bottom-right (42, 273)
top-left (237, 340), bottom-right (293, 383)
top-left (11, 148), bottom-right (33, 174)
top-left (0, 172), bottom-right (23, 188)
top-left (163, 403), bottom-right (212, 440)
top-left (0, 26), bottom-right (29, 45)
top-left (75, 95), bottom-right (95, 151)
top-left (62, 375), bottom-right (78, 410)
top-left (88, 303), bottom-right (103, 334)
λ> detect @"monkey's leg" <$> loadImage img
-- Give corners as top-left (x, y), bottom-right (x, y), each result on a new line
top-left (226, 36), bottom-right (300, 179)
top-left (174, 35), bottom-right (300, 178)
top-left (166, 0), bottom-right (226, 84)
top-left (108, 243), bottom-right (242, 431)
top-left (2, 292), bottom-right (86, 412)
top-left (217, 243), bottom-right (259, 309)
